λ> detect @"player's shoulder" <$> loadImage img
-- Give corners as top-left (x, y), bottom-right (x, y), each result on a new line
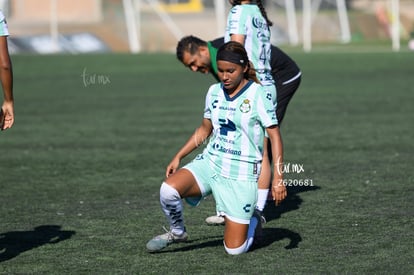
top-left (231, 4), bottom-right (257, 13)
top-left (0, 10), bottom-right (5, 21)
top-left (242, 81), bottom-right (264, 98)
top-left (230, 4), bottom-right (247, 15)
top-left (248, 81), bottom-right (265, 91)
top-left (207, 83), bottom-right (222, 95)
top-left (230, 5), bottom-right (240, 12)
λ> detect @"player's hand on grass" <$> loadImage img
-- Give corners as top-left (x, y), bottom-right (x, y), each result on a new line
top-left (272, 179), bottom-right (287, 206)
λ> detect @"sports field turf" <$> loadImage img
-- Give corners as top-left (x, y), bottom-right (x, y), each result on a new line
top-left (0, 49), bottom-right (413, 274)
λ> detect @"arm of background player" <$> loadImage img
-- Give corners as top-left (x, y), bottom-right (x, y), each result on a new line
top-left (0, 36), bottom-right (14, 130)
top-left (266, 125), bottom-right (287, 205)
top-left (230, 34), bottom-right (246, 46)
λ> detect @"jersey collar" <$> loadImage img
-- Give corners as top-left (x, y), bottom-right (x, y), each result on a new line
top-left (222, 80), bottom-right (254, 101)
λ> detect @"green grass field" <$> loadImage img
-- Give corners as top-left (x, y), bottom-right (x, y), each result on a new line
top-left (0, 50), bottom-right (413, 274)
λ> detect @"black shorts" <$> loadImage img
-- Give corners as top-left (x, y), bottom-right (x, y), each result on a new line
top-left (268, 74), bottom-right (302, 163)
top-left (275, 75), bottom-right (302, 125)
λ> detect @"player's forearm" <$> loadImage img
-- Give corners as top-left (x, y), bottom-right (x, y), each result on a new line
top-left (1, 66), bottom-right (13, 102)
top-left (174, 126), bottom-right (211, 161)
top-left (268, 126), bottom-right (284, 179)
top-left (0, 37), bottom-right (13, 102)
top-left (230, 34), bottom-right (245, 46)
top-left (173, 137), bottom-right (198, 161)
top-left (268, 126), bottom-right (287, 204)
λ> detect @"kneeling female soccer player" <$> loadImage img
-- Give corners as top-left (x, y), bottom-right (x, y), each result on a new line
top-left (146, 41), bottom-right (286, 255)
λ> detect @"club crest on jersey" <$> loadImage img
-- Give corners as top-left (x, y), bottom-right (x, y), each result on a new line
top-left (239, 99), bottom-right (251, 113)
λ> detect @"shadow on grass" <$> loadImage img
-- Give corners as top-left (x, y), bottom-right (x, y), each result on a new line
top-left (0, 225), bottom-right (76, 262)
top-left (152, 235), bottom-right (223, 253)
top-left (264, 185), bottom-right (321, 222)
top-left (251, 227), bottom-right (302, 251)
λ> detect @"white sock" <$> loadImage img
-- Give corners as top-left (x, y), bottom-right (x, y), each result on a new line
top-left (159, 182), bottom-right (185, 236)
top-left (256, 189), bottom-right (269, 212)
top-left (224, 240), bottom-right (248, 255)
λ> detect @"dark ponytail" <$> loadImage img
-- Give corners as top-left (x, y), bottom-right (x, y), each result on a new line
top-left (231, 0), bottom-right (273, 27)
top-left (256, 0), bottom-right (273, 27)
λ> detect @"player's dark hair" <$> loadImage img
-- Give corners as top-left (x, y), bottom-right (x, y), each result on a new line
top-left (230, 0), bottom-right (273, 27)
top-left (217, 41), bottom-right (260, 84)
top-left (176, 35), bottom-right (207, 62)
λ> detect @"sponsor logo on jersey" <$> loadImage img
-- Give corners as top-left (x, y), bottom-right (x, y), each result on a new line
top-left (212, 143), bottom-right (241, 156)
top-left (212, 99), bottom-right (219, 109)
top-left (219, 106), bottom-right (236, 112)
top-left (219, 118), bottom-right (236, 136)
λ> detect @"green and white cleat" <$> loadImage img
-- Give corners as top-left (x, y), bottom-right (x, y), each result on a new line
top-left (146, 227), bottom-right (188, 252)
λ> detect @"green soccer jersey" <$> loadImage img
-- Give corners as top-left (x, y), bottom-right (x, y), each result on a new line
top-left (225, 4), bottom-right (274, 86)
top-left (207, 41), bottom-right (218, 78)
top-left (203, 81), bottom-right (278, 181)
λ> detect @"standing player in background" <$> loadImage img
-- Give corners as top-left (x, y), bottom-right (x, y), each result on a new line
top-left (176, 34), bottom-right (301, 225)
top-left (146, 41), bottom-right (285, 254)
top-left (225, 0), bottom-right (278, 225)
top-left (0, 10), bottom-right (14, 130)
